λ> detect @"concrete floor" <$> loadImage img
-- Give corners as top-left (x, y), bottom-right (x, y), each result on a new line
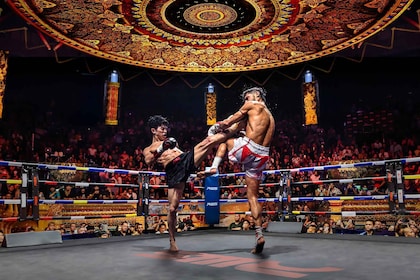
top-left (1, 229), bottom-right (419, 280)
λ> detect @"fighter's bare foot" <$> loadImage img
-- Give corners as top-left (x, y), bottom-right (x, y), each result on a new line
top-left (251, 236), bottom-right (265, 254)
top-left (197, 168), bottom-right (218, 179)
top-left (169, 241), bottom-right (179, 252)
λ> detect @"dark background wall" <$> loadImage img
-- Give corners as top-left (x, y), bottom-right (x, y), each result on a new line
top-left (2, 56), bottom-right (419, 134)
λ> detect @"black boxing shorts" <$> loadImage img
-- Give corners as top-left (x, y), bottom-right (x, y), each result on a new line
top-left (165, 151), bottom-right (196, 188)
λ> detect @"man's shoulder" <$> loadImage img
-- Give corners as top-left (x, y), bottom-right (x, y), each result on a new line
top-left (143, 142), bottom-right (160, 153)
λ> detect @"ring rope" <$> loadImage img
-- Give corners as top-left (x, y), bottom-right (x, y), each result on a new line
top-left (291, 176), bottom-right (387, 185)
top-left (404, 174), bottom-right (420, 180)
top-left (0, 160), bottom-right (164, 176)
top-left (212, 182), bottom-right (280, 189)
top-left (149, 198), bottom-right (280, 204)
top-left (148, 212), bottom-right (205, 216)
top-left (189, 157), bottom-right (420, 179)
top-left (149, 184), bottom-right (168, 188)
top-left (287, 157), bottom-right (420, 173)
top-left (292, 174), bottom-right (420, 186)
top-left (291, 210), bottom-right (393, 215)
top-left (0, 213), bottom-right (138, 222)
top-left (41, 180), bottom-right (139, 188)
top-left (289, 195), bottom-right (388, 202)
top-left (0, 199), bottom-right (138, 204)
top-left (290, 210), bottom-right (420, 216)
top-left (148, 210), bottom-right (279, 216)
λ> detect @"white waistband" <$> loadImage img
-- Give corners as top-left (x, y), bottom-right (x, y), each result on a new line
top-left (243, 136), bottom-right (270, 154)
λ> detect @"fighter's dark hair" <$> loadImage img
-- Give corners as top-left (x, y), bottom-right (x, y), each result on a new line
top-left (147, 115), bottom-right (169, 129)
top-left (241, 85), bottom-right (267, 102)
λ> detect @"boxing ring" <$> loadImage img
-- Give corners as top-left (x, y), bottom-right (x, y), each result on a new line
top-left (1, 156), bottom-right (420, 233)
top-left (1, 158), bottom-right (420, 280)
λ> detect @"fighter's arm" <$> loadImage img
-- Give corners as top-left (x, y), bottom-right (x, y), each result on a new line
top-left (143, 138), bottom-right (179, 166)
top-left (143, 142), bottom-right (162, 166)
top-left (219, 102), bottom-right (252, 129)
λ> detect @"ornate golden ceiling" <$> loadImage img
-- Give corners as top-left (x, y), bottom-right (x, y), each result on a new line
top-left (7, 0), bottom-right (414, 73)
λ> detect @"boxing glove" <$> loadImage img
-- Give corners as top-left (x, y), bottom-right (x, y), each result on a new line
top-left (156, 137), bottom-right (177, 154)
top-left (207, 123), bottom-right (222, 136)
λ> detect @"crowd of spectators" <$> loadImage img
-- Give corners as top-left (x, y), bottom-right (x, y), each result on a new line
top-left (1, 110), bottom-right (419, 200)
top-left (299, 215), bottom-right (420, 238)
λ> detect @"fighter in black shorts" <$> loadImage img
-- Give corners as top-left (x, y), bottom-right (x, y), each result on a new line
top-left (165, 152), bottom-right (196, 187)
top-left (143, 115), bottom-right (239, 252)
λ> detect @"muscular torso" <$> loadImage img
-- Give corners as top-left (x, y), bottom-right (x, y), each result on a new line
top-left (244, 102), bottom-right (275, 147)
top-left (143, 141), bottom-right (183, 169)
top-left (158, 148), bottom-right (183, 168)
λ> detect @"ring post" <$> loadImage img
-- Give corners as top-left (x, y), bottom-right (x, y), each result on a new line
top-left (277, 172), bottom-right (285, 220)
top-left (31, 168), bottom-right (40, 221)
top-left (204, 175), bottom-right (220, 225)
top-left (395, 161), bottom-right (406, 214)
top-left (286, 172), bottom-right (292, 215)
top-left (137, 173), bottom-right (143, 216)
top-left (142, 175), bottom-right (150, 218)
top-left (19, 167), bottom-right (28, 221)
top-left (386, 162), bottom-right (396, 213)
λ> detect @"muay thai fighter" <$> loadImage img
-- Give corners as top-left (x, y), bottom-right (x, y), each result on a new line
top-left (143, 115), bottom-right (238, 252)
top-left (201, 86), bottom-right (275, 254)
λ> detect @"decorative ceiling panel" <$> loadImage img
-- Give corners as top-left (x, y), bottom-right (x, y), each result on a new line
top-left (7, 0), bottom-right (414, 73)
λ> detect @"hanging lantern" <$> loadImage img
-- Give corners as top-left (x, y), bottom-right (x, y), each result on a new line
top-left (302, 70), bottom-right (320, 126)
top-left (0, 50), bottom-right (8, 119)
top-left (104, 70), bottom-right (120, 125)
top-left (205, 83), bottom-right (217, 125)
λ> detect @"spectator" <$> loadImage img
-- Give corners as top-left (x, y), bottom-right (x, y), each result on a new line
top-left (360, 219), bottom-right (375, 235)
top-left (402, 226), bottom-right (417, 237)
top-left (133, 223), bottom-right (144, 235)
top-left (97, 223), bottom-right (111, 238)
top-left (47, 186), bottom-right (61, 199)
top-left (228, 214), bottom-right (243, 231)
top-left (301, 215), bottom-right (312, 233)
top-left (344, 219), bottom-right (356, 230)
top-left (126, 188), bottom-right (138, 200)
top-left (344, 183), bottom-right (359, 196)
top-left (61, 185), bottom-right (76, 200)
top-left (242, 219), bottom-right (251, 231)
top-left (45, 221), bottom-right (57, 231)
top-left (403, 179), bottom-right (416, 194)
top-left (114, 221), bottom-right (132, 236)
top-left (76, 188), bottom-right (88, 199)
top-left (184, 217), bottom-right (196, 231)
top-left (155, 222), bottom-right (169, 235)
top-left (87, 186), bottom-right (102, 200)
top-left (306, 222), bottom-right (317, 233)
top-left (77, 223), bottom-right (88, 234)
top-left (321, 221), bottom-right (333, 234)
top-left (0, 229), bottom-right (5, 247)
top-left (248, 216), bottom-right (256, 230)
top-left (69, 223), bottom-right (78, 234)
top-left (314, 184), bottom-right (328, 196)
top-left (328, 183), bottom-right (342, 196)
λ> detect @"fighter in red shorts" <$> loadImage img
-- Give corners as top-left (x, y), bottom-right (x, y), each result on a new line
top-left (200, 86), bottom-right (275, 254)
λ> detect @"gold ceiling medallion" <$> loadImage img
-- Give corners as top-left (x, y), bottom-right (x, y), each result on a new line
top-left (5, 0), bottom-right (415, 72)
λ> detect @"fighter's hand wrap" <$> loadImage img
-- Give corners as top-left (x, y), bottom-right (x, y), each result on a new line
top-left (207, 123), bottom-right (222, 136)
top-left (156, 137), bottom-right (177, 154)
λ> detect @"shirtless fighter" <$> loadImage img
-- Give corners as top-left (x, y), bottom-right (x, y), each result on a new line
top-left (201, 86), bottom-right (275, 254)
top-left (143, 115), bottom-right (239, 252)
